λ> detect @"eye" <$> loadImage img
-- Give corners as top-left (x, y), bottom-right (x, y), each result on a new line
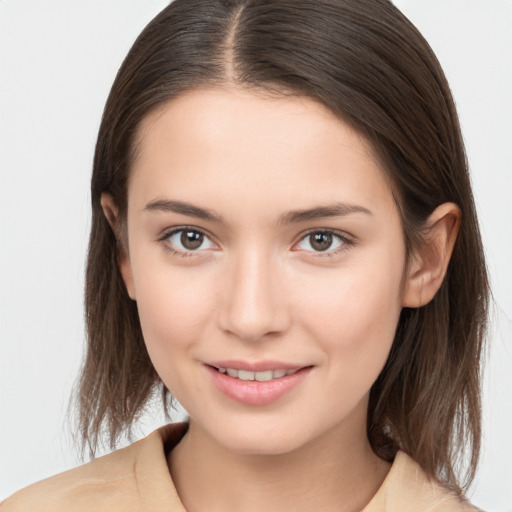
top-left (160, 227), bottom-right (216, 255)
top-left (295, 230), bottom-right (350, 256)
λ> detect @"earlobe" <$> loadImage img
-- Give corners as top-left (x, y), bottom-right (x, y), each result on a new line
top-left (100, 193), bottom-right (136, 300)
top-left (402, 202), bottom-right (461, 308)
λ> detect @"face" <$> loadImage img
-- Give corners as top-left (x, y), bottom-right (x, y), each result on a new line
top-left (118, 87), bottom-right (408, 455)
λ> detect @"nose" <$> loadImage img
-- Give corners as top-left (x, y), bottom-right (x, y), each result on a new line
top-left (217, 247), bottom-right (290, 342)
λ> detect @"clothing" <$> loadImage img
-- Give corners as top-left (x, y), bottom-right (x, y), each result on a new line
top-left (1, 422), bottom-right (478, 512)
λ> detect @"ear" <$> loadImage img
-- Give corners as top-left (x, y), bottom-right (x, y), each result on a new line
top-left (100, 193), bottom-right (136, 300)
top-left (402, 202), bottom-right (461, 308)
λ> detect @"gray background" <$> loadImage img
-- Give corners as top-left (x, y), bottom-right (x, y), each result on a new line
top-left (1, 1), bottom-right (511, 510)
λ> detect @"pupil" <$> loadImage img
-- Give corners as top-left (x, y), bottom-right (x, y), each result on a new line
top-left (181, 230), bottom-right (203, 250)
top-left (311, 232), bottom-right (332, 251)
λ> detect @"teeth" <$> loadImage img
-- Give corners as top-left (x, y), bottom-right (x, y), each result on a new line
top-left (238, 370), bottom-right (255, 381)
top-left (217, 367), bottom-right (300, 381)
top-left (255, 370), bottom-right (273, 382)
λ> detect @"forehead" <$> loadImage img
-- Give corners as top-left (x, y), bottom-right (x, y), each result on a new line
top-left (133, 86), bottom-right (376, 166)
top-left (128, 87), bottom-right (395, 222)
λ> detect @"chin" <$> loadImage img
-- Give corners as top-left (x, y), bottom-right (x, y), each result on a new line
top-left (224, 434), bottom-right (304, 456)
top-left (204, 415), bottom-right (319, 456)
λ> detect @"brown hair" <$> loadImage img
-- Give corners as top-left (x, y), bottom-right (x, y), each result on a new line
top-left (73, 0), bottom-right (489, 494)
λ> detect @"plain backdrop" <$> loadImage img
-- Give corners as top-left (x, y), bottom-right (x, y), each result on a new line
top-left (0, 1), bottom-right (511, 510)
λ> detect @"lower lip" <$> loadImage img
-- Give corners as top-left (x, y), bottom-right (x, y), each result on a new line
top-left (206, 366), bottom-right (312, 406)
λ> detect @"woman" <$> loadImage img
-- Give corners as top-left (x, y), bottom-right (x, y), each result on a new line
top-left (1, 1), bottom-right (490, 510)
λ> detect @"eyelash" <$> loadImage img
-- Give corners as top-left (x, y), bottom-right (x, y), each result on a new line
top-left (158, 226), bottom-right (212, 258)
top-left (298, 228), bottom-right (354, 258)
top-left (158, 226), bottom-right (354, 259)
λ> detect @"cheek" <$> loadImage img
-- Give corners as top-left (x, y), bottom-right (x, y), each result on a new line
top-left (133, 268), bottom-right (219, 405)
top-left (297, 254), bottom-right (404, 387)
top-left (133, 266), bottom-right (215, 365)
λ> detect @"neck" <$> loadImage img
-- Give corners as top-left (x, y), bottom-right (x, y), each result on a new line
top-left (168, 411), bottom-right (390, 512)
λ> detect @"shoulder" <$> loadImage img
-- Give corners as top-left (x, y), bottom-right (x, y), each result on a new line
top-left (0, 423), bottom-right (187, 512)
top-left (0, 443), bottom-right (140, 512)
top-left (363, 451), bottom-right (483, 512)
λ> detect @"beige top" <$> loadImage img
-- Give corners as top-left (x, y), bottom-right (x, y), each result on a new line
top-left (0, 422), bottom-right (478, 512)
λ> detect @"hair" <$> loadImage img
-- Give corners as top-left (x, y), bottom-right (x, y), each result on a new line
top-left (73, 0), bottom-right (489, 495)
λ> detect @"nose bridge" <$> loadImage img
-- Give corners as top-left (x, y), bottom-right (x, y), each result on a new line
top-left (218, 243), bottom-right (288, 341)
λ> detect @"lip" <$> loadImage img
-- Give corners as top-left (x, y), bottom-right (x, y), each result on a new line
top-left (205, 362), bottom-right (312, 406)
top-left (207, 360), bottom-right (304, 372)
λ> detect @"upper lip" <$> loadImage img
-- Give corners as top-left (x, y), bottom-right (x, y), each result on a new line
top-left (206, 360), bottom-right (308, 372)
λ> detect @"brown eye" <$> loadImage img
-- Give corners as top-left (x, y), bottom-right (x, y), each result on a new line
top-left (295, 230), bottom-right (347, 255)
top-left (164, 228), bottom-right (216, 254)
top-left (181, 230), bottom-right (204, 250)
top-left (309, 232), bottom-right (333, 251)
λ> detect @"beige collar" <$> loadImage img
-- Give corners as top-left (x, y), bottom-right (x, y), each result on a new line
top-left (1, 422), bottom-right (477, 512)
top-left (151, 423), bottom-right (474, 512)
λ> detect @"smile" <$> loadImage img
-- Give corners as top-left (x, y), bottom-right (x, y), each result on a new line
top-left (216, 367), bottom-right (299, 382)
top-left (206, 363), bottom-right (312, 405)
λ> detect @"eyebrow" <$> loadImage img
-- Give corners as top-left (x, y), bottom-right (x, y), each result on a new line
top-left (145, 199), bottom-right (223, 222)
top-left (278, 203), bottom-right (372, 224)
top-left (144, 199), bottom-right (372, 225)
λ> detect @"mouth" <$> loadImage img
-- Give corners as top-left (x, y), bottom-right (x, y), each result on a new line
top-left (210, 366), bottom-right (301, 382)
top-left (205, 362), bottom-right (313, 405)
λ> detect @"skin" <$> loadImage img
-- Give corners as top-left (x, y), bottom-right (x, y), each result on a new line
top-left (102, 87), bottom-right (460, 512)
